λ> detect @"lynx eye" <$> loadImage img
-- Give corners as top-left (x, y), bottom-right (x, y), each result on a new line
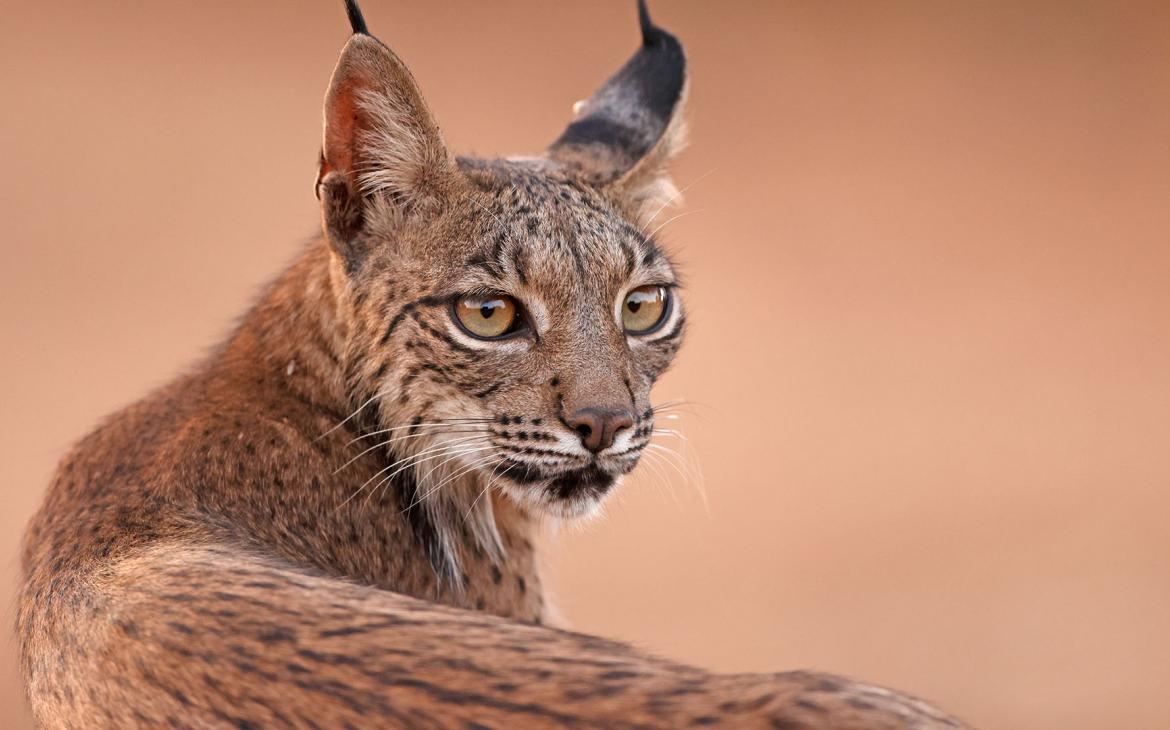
top-left (453, 294), bottom-right (522, 339)
top-left (622, 285), bottom-right (669, 334)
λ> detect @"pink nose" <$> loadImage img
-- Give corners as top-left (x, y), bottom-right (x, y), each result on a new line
top-left (566, 408), bottom-right (635, 453)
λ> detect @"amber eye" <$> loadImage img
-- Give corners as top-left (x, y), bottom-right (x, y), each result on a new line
top-left (622, 285), bottom-right (669, 334)
top-left (453, 294), bottom-right (522, 339)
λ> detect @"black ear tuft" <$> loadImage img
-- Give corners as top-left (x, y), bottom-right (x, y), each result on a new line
top-left (344, 0), bottom-right (370, 36)
top-left (549, 0), bottom-right (687, 184)
top-left (637, 0), bottom-right (654, 44)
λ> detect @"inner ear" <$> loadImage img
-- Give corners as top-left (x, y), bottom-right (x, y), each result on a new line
top-left (318, 33), bottom-right (458, 262)
top-left (547, 1), bottom-right (687, 186)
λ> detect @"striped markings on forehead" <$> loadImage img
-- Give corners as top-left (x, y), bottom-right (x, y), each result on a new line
top-left (460, 190), bottom-right (671, 292)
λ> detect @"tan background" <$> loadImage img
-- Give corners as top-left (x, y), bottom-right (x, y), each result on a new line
top-left (2, 1), bottom-right (1169, 727)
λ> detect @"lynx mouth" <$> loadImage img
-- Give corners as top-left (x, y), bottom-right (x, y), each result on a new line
top-left (546, 465), bottom-right (616, 498)
top-left (500, 460), bottom-right (617, 500)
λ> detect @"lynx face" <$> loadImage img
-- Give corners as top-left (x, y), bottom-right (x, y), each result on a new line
top-left (455, 172), bottom-right (683, 519)
top-left (348, 161), bottom-right (684, 521)
top-left (317, 8), bottom-right (687, 565)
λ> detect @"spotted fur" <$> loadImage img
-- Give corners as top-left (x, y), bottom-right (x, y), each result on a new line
top-left (18, 2), bottom-right (967, 727)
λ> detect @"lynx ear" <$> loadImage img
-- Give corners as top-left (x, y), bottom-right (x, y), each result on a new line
top-left (317, 11), bottom-right (456, 263)
top-left (548, 1), bottom-right (688, 223)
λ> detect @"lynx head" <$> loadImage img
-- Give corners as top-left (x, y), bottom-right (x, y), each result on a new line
top-left (319, 0), bottom-right (688, 571)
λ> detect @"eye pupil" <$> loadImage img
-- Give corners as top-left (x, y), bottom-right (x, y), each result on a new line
top-left (622, 285), bottom-right (669, 335)
top-left (454, 295), bottom-right (522, 340)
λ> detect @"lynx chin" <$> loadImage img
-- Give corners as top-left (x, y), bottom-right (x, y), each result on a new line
top-left (18, 1), bottom-right (967, 727)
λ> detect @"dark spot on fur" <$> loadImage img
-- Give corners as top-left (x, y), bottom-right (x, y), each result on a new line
top-left (794, 698), bottom-right (826, 713)
top-left (258, 627), bottom-right (296, 644)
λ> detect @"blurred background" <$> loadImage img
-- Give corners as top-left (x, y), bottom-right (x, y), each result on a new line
top-left (2, 1), bottom-right (1168, 727)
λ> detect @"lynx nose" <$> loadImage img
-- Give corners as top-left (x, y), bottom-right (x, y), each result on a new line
top-left (567, 408), bottom-right (635, 453)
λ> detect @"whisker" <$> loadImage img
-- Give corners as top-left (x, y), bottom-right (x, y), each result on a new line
top-left (644, 443), bottom-right (689, 484)
top-left (649, 399), bottom-right (716, 423)
top-left (641, 167), bottom-right (717, 229)
top-left (649, 398), bottom-right (707, 414)
top-left (645, 208), bottom-right (703, 242)
top-left (405, 452), bottom-right (500, 512)
top-left (645, 442), bottom-right (707, 511)
top-left (656, 439), bottom-right (703, 484)
top-left (367, 446), bottom-right (486, 509)
top-left (464, 462), bottom-right (504, 521)
top-left (336, 438), bottom-right (490, 508)
top-left (334, 431), bottom-right (488, 475)
top-left (415, 445), bottom-right (497, 489)
top-left (365, 442), bottom-right (493, 505)
top-left (317, 388), bottom-right (394, 441)
top-left (635, 449), bottom-right (676, 506)
top-left (347, 419), bottom-right (494, 445)
top-left (466, 195), bottom-right (507, 232)
top-left (464, 461), bottom-right (515, 524)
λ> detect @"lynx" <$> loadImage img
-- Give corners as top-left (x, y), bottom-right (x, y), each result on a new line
top-left (18, 1), bottom-right (966, 727)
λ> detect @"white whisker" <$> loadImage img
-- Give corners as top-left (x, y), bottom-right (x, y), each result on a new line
top-left (347, 419), bottom-right (493, 445)
top-left (641, 167), bottom-right (716, 229)
top-left (334, 431), bottom-right (487, 474)
top-left (406, 452), bottom-right (500, 512)
top-left (317, 388), bottom-right (393, 441)
top-left (337, 438), bottom-right (488, 509)
top-left (464, 461), bottom-right (514, 524)
top-left (466, 195), bottom-right (507, 231)
top-left (368, 444), bottom-right (497, 506)
top-left (636, 449), bottom-right (677, 506)
top-left (645, 208), bottom-right (703, 242)
top-left (645, 442), bottom-right (707, 512)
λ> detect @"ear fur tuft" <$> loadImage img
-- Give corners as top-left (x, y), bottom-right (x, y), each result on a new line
top-left (637, 0), bottom-right (654, 43)
top-left (344, 0), bottom-right (369, 36)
